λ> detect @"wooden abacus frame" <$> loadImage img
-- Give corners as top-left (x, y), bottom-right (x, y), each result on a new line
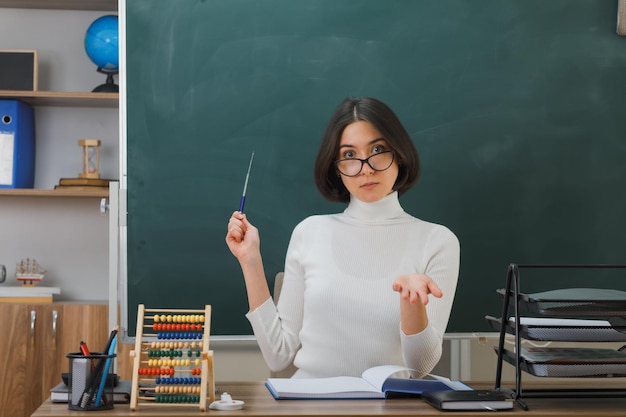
top-left (129, 304), bottom-right (215, 411)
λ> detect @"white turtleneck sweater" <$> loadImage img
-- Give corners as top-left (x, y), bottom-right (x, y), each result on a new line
top-left (246, 191), bottom-right (460, 378)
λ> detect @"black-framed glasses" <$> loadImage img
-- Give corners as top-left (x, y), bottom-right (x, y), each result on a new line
top-left (335, 150), bottom-right (395, 177)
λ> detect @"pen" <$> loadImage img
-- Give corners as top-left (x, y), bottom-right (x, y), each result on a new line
top-left (239, 152), bottom-right (255, 213)
top-left (95, 334), bottom-right (117, 407)
top-left (102, 326), bottom-right (119, 355)
top-left (79, 340), bottom-right (90, 357)
top-left (80, 341), bottom-right (96, 371)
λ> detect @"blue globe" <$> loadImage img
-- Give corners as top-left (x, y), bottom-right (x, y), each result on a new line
top-left (85, 15), bottom-right (119, 71)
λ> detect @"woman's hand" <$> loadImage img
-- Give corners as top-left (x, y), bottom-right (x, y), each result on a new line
top-left (392, 274), bottom-right (442, 334)
top-left (392, 273), bottom-right (442, 305)
top-left (225, 212), bottom-right (271, 311)
top-left (225, 211), bottom-right (260, 263)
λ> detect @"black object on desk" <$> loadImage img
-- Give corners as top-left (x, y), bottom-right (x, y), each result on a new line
top-left (422, 389), bottom-right (514, 411)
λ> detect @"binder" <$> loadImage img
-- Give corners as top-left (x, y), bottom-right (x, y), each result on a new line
top-left (0, 100), bottom-right (35, 188)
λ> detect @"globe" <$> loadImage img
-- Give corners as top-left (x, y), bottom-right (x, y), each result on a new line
top-left (85, 15), bottom-right (119, 70)
top-left (85, 15), bottom-right (119, 92)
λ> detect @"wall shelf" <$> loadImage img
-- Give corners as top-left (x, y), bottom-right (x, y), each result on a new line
top-left (0, 0), bottom-right (116, 11)
top-left (0, 188), bottom-right (109, 198)
top-left (0, 90), bottom-right (118, 108)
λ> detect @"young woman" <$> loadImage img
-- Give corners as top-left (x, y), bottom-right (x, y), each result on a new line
top-left (226, 97), bottom-right (460, 378)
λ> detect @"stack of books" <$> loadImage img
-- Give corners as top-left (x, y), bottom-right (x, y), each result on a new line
top-left (0, 285), bottom-right (60, 303)
top-left (50, 379), bottom-right (132, 403)
top-left (54, 178), bottom-right (111, 192)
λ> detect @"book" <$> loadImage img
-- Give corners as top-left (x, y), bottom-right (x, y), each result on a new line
top-left (54, 185), bottom-right (109, 192)
top-left (422, 389), bottom-right (514, 411)
top-left (50, 379), bottom-right (132, 403)
top-left (0, 286), bottom-right (60, 303)
top-left (58, 178), bottom-right (112, 186)
top-left (265, 365), bottom-right (472, 399)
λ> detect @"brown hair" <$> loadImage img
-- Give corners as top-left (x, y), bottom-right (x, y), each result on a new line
top-left (314, 97), bottom-right (420, 203)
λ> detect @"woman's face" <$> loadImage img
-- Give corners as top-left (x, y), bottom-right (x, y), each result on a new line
top-left (336, 120), bottom-right (399, 203)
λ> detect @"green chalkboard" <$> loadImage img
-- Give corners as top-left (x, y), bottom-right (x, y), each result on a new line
top-left (124, 0), bottom-right (626, 337)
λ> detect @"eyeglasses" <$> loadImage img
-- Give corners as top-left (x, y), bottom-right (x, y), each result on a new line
top-left (335, 150), bottom-right (395, 177)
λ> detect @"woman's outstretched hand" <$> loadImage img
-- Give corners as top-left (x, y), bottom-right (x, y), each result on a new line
top-left (393, 273), bottom-right (442, 334)
top-left (392, 273), bottom-right (442, 305)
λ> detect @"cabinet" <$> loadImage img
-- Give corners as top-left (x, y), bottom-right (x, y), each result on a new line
top-left (0, 303), bottom-right (109, 417)
top-left (487, 264), bottom-right (626, 409)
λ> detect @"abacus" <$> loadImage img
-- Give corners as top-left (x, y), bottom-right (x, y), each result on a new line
top-left (129, 305), bottom-right (215, 411)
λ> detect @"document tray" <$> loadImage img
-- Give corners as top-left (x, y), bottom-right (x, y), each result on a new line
top-left (485, 315), bottom-right (626, 342)
top-left (496, 288), bottom-right (626, 317)
top-left (498, 347), bottom-right (626, 378)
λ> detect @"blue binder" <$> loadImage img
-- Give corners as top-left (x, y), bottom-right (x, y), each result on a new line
top-left (0, 100), bottom-right (35, 188)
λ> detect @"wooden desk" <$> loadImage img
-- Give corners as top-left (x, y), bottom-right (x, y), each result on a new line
top-left (32, 381), bottom-right (626, 417)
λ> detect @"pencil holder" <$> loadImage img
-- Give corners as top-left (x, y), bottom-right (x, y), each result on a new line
top-left (67, 351), bottom-right (117, 411)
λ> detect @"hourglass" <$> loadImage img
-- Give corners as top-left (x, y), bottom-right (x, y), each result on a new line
top-left (78, 139), bottom-right (101, 179)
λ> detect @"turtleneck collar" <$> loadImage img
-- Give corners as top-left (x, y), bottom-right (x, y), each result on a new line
top-left (343, 191), bottom-right (406, 221)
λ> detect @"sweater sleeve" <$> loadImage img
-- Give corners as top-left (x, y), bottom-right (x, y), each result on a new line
top-left (245, 222), bottom-right (306, 373)
top-left (401, 224), bottom-right (460, 376)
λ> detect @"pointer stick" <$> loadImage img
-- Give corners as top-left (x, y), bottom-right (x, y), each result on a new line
top-left (239, 152), bottom-right (255, 213)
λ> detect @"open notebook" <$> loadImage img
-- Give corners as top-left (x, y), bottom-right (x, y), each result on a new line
top-left (266, 365), bottom-right (472, 399)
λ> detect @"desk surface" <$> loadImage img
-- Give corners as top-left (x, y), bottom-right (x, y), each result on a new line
top-left (32, 381), bottom-right (626, 417)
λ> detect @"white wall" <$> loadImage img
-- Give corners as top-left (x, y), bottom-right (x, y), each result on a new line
top-left (0, 196), bottom-right (109, 299)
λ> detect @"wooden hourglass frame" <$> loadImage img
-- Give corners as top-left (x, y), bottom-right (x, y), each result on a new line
top-left (78, 139), bottom-right (101, 179)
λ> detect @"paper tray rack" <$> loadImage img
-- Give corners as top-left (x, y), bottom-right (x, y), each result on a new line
top-left (489, 263), bottom-right (626, 409)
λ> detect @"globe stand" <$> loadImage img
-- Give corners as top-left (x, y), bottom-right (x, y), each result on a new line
top-left (92, 67), bottom-right (118, 93)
